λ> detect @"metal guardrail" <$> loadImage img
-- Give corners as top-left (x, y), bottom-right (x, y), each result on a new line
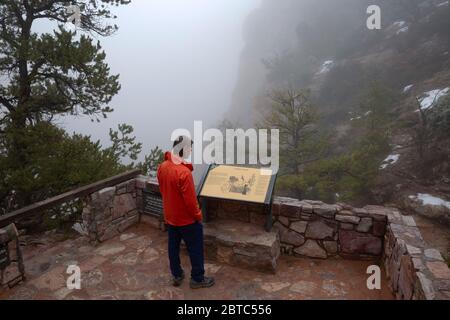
top-left (0, 169), bottom-right (142, 228)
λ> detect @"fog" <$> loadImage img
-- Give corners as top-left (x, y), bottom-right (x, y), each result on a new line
top-left (55, 0), bottom-right (261, 161)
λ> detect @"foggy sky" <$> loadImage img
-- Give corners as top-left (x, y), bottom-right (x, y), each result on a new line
top-left (56, 0), bottom-right (261, 161)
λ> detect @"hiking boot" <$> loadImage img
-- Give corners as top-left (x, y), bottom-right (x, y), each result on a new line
top-left (190, 276), bottom-right (215, 289)
top-left (172, 271), bottom-right (185, 287)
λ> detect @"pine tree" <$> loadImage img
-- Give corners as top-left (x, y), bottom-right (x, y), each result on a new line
top-left (0, 0), bottom-right (130, 208)
top-left (260, 88), bottom-right (326, 176)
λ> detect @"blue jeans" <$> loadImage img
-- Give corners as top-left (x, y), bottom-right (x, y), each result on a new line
top-left (167, 221), bottom-right (205, 282)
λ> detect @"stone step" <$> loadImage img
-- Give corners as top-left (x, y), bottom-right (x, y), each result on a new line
top-left (203, 219), bottom-right (280, 274)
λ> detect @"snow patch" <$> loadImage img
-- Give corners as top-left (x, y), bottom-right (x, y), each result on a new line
top-left (391, 21), bottom-right (409, 36)
top-left (418, 87), bottom-right (449, 111)
top-left (437, 1), bottom-right (449, 7)
top-left (72, 222), bottom-right (88, 235)
top-left (397, 26), bottom-right (409, 34)
top-left (350, 110), bottom-right (371, 121)
top-left (409, 194), bottom-right (450, 210)
top-left (317, 60), bottom-right (334, 75)
top-left (393, 21), bottom-right (406, 28)
top-left (403, 84), bottom-right (414, 93)
top-left (380, 154), bottom-right (400, 169)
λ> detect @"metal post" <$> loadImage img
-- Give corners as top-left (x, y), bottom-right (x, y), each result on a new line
top-left (201, 197), bottom-right (209, 223)
top-left (265, 199), bottom-right (273, 232)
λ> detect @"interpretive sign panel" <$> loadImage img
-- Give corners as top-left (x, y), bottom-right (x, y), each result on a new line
top-left (198, 165), bottom-right (275, 204)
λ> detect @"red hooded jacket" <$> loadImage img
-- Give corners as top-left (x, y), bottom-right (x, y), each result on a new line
top-left (157, 152), bottom-right (202, 226)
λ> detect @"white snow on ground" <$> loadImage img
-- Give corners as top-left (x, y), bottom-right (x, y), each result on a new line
top-left (397, 26), bottom-right (409, 34)
top-left (350, 110), bottom-right (371, 121)
top-left (437, 1), bottom-right (449, 7)
top-left (418, 87), bottom-right (449, 111)
top-left (403, 84), bottom-right (414, 93)
top-left (409, 194), bottom-right (450, 210)
top-left (380, 154), bottom-right (400, 169)
top-left (391, 21), bottom-right (409, 36)
top-left (393, 21), bottom-right (406, 28)
top-left (72, 222), bottom-right (88, 235)
top-left (317, 60), bottom-right (334, 75)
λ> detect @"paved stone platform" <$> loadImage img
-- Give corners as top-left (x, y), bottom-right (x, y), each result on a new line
top-left (0, 223), bottom-right (394, 300)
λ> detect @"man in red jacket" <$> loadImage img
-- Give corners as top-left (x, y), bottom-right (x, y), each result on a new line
top-left (157, 136), bottom-right (215, 289)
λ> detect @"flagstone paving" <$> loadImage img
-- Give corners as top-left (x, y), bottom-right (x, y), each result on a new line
top-left (0, 223), bottom-right (394, 300)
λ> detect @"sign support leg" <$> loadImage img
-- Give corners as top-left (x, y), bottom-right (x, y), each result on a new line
top-left (265, 199), bottom-right (273, 232)
top-left (200, 198), bottom-right (209, 223)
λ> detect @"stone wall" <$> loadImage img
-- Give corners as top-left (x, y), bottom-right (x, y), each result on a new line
top-left (140, 181), bottom-right (388, 261)
top-left (137, 177), bottom-right (166, 230)
top-left (204, 198), bottom-right (268, 227)
top-left (270, 197), bottom-right (388, 259)
top-left (82, 179), bottom-right (139, 243)
top-left (82, 176), bottom-right (164, 243)
top-left (383, 209), bottom-right (450, 300)
top-left (80, 174), bottom-right (450, 299)
top-left (205, 196), bottom-right (388, 259)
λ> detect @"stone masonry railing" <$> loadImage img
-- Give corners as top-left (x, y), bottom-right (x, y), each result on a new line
top-left (205, 196), bottom-right (387, 259)
top-left (272, 198), bottom-right (387, 259)
top-left (81, 175), bottom-right (450, 300)
top-left (81, 175), bottom-right (163, 243)
top-left (383, 210), bottom-right (450, 299)
top-left (82, 179), bottom-right (140, 242)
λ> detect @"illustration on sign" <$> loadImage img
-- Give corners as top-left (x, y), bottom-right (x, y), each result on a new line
top-left (221, 174), bottom-right (256, 195)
